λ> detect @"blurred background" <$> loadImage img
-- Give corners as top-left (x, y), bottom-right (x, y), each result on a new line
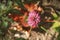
top-left (0, 0), bottom-right (60, 40)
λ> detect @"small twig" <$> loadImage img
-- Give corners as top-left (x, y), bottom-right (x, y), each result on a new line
top-left (29, 27), bottom-right (32, 33)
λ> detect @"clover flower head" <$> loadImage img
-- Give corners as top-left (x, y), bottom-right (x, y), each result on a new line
top-left (27, 11), bottom-right (40, 28)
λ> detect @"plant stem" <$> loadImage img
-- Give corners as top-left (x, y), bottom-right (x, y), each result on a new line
top-left (29, 27), bottom-right (32, 33)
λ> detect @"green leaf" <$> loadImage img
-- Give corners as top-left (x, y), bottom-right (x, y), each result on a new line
top-left (10, 9), bottom-right (23, 16)
top-left (56, 33), bottom-right (60, 40)
top-left (1, 21), bottom-right (8, 28)
top-left (51, 8), bottom-right (58, 20)
top-left (52, 13), bottom-right (58, 19)
top-left (0, 1), bottom-right (12, 16)
top-left (0, 30), bottom-right (3, 36)
top-left (6, 0), bottom-right (12, 10)
top-left (0, 4), bottom-right (6, 16)
top-left (10, 9), bottom-right (20, 13)
top-left (52, 21), bottom-right (60, 32)
top-left (16, 38), bottom-right (26, 40)
top-left (52, 21), bottom-right (60, 28)
top-left (56, 11), bottom-right (60, 16)
top-left (14, 0), bottom-right (26, 10)
top-left (41, 26), bottom-right (49, 33)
